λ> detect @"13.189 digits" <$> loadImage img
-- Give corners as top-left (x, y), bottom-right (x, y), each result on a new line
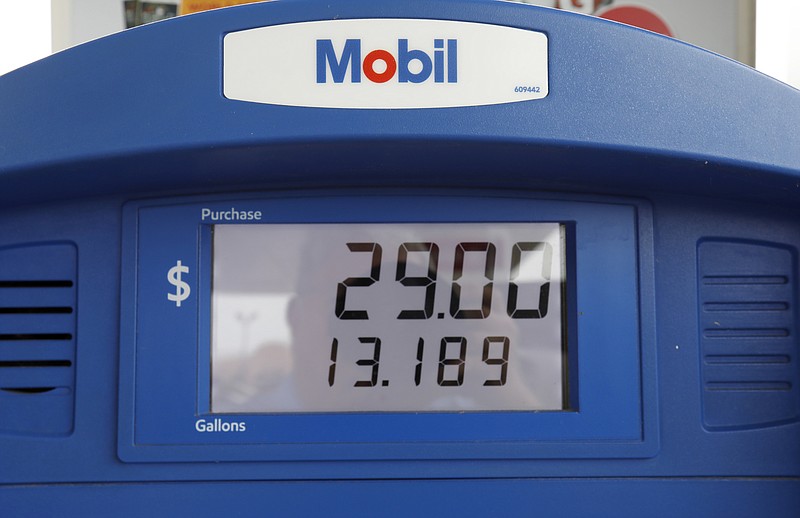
top-left (329, 241), bottom-right (552, 388)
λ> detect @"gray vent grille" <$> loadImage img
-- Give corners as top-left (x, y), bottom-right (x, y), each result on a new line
top-left (698, 240), bottom-right (799, 431)
top-left (0, 244), bottom-right (77, 436)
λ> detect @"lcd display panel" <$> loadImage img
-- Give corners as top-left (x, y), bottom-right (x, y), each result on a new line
top-left (210, 223), bottom-right (567, 413)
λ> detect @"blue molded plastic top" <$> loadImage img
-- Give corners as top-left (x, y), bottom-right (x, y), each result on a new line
top-left (0, 0), bottom-right (799, 206)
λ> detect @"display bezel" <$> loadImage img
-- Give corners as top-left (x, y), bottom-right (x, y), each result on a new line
top-left (119, 191), bottom-right (656, 463)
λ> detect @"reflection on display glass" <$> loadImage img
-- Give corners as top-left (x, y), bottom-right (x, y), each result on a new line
top-left (211, 223), bottom-right (567, 413)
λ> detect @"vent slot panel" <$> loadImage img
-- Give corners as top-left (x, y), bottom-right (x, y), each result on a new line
top-left (698, 240), bottom-right (799, 431)
top-left (0, 244), bottom-right (77, 436)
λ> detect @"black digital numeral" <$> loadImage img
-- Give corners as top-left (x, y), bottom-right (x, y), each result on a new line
top-left (438, 336), bottom-right (467, 386)
top-left (414, 337), bottom-right (425, 386)
top-left (507, 242), bottom-right (552, 319)
top-left (449, 242), bottom-right (496, 319)
top-left (328, 338), bottom-right (339, 386)
top-left (354, 337), bottom-right (382, 387)
top-left (396, 242), bottom-right (439, 320)
top-left (482, 336), bottom-right (510, 386)
top-left (335, 242), bottom-right (382, 320)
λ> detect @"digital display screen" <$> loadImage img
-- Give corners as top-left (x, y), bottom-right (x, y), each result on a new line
top-left (210, 223), bottom-right (567, 413)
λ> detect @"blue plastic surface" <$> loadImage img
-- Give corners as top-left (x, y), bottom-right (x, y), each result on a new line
top-left (0, 0), bottom-right (798, 515)
top-left (0, 0), bottom-right (799, 208)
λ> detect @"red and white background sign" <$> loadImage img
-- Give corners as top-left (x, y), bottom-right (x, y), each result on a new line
top-left (516, 0), bottom-right (756, 66)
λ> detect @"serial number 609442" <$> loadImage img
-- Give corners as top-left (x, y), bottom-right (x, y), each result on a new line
top-left (514, 86), bottom-right (542, 93)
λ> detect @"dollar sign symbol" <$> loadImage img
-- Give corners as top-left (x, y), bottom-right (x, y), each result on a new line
top-left (167, 260), bottom-right (191, 307)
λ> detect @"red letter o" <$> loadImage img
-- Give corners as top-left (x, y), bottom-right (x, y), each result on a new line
top-left (362, 49), bottom-right (397, 83)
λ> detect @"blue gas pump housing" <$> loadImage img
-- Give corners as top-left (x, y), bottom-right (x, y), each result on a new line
top-left (1, 0), bottom-right (799, 515)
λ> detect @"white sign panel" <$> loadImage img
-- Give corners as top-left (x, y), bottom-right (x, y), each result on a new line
top-left (223, 19), bottom-right (549, 109)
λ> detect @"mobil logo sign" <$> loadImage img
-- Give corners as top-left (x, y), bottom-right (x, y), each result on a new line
top-left (224, 19), bottom-right (549, 109)
top-left (316, 38), bottom-right (459, 85)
